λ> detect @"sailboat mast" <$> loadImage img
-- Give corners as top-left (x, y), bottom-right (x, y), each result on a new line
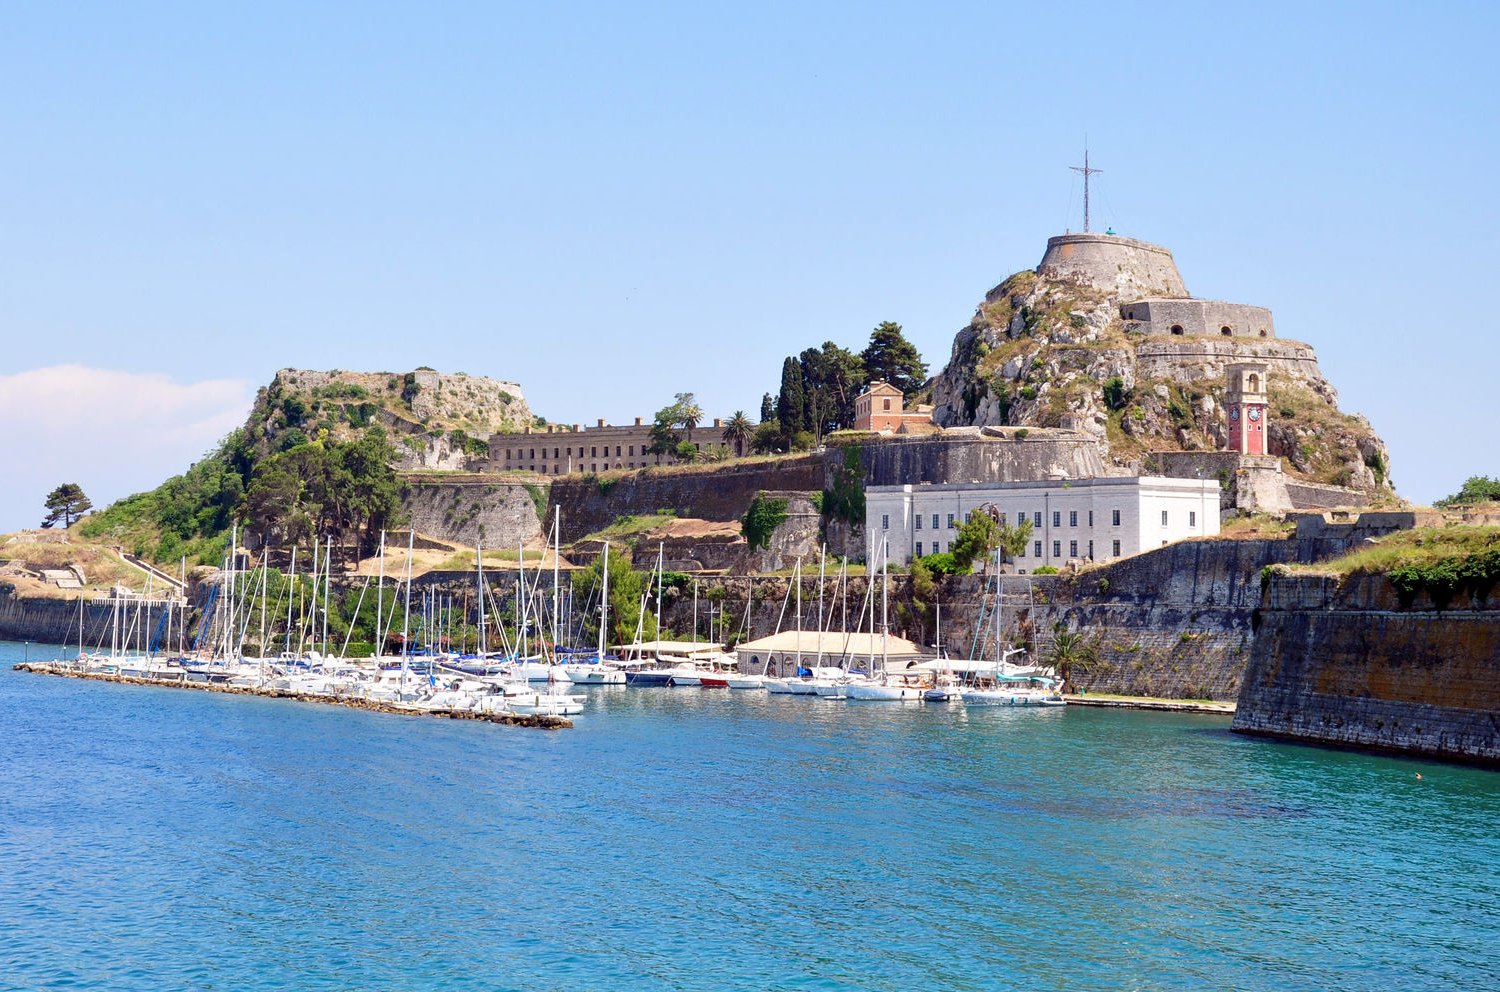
top-left (552, 510), bottom-right (560, 652)
top-left (598, 541), bottom-right (609, 661)
top-left (400, 528), bottom-right (414, 694)
top-left (322, 536), bottom-right (331, 658)
top-left (286, 545), bottom-right (296, 656)
top-left (475, 540), bottom-right (485, 656)
top-left (654, 542), bottom-right (664, 640)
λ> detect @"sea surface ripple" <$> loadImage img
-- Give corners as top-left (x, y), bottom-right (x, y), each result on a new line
top-left (2, 641), bottom-right (1497, 991)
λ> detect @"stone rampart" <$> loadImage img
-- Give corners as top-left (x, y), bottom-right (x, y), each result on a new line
top-left (549, 457), bottom-right (825, 543)
top-left (1135, 339), bottom-right (1325, 388)
top-left (1120, 299), bottom-right (1275, 339)
top-left (1291, 510), bottom-right (1441, 562)
top-left (1037, 233), bottom-right (1188, 299)
top-left (0, 587), bottom-right (158, 652)
top-left (1233, 572), bottom-right (1500, 766)
top-left (837, 432), bottom-right (1109, 488)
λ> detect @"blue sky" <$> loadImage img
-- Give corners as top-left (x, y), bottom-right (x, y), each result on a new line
top-left (3, 1), bottom-right (1496, 530)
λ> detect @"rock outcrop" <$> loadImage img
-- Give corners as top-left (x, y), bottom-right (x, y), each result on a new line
top-left (252, 369), bottom-right (534, 471)
top-left (929, 234), bottom-right (1394, 499)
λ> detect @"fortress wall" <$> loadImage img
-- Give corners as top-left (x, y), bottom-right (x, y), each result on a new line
top-left (549, 457), bottom-right (826, 543)
top-left (1233, 572), bottom-right (1500, 766)
top-left (1038, 233), bottom-right (1189, 299)
top-left (0, 588), bottom-right (157, 651)
top-left (841, 433), bottom-right (1109, 488)
top-left (1121, 299), bottom-right (1275, 339)
top-left (1135, 339), bottom-right (1325, 386)
top-left (913, 539), bottom-right (1298, 700)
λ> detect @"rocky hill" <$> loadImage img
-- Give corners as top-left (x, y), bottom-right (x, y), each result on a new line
top-left (929, 234), bottom-right (1394, 497)
top-left (250, 368), bottom-right (534, 471)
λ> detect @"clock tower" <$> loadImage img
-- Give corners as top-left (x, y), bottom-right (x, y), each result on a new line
top-left (1225, 362), bottom-right (1269, 456)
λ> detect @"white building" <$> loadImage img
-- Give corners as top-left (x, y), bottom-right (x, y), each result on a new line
top-left (865, 476), bottom-right (1220, 569)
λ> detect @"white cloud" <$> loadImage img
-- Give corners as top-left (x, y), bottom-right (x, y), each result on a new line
top-left (0, 365), bottom-right (255, 532)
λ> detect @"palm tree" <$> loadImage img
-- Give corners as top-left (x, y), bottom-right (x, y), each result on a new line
top-left (674, 392), bottom-right (702, 444)
top-left (722, 411), bottom-right (753, 457)
top-left (1048, 620), bottom-right (1096, 693)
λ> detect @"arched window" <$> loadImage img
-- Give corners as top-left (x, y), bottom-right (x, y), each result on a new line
top-left (1259, 328), bottom-right (1268, 337)
top-left (1248, 373), bottom-right (1260, 392)
top-left (1220, 325), bottom-right (1232, 336)
top-left (1170, 324), bottom-right (1184, 336)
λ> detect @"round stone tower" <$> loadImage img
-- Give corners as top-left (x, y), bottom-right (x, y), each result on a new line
top-left (1037, 232), bottom-right (1189, 300)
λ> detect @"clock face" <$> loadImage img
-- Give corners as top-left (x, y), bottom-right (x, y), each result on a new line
top-left (1248, 407), bottom-right (1261, 422)
top-left (1229, 405), bottom-right (1239, 421)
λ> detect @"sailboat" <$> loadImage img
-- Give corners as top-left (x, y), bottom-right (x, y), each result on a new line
top-left (845, 539), bottom-right (926, 701)
top-left (959, 569), bottom-right (1065, 708)
top-left (561, 533), bottom-right (626, 685)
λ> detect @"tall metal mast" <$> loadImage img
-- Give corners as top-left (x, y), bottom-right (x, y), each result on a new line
top-left (1070, 146), bottom-right (1102, 232)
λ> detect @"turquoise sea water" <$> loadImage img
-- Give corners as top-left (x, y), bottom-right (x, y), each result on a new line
top-left (2, 640), bottom-right (1498, 991)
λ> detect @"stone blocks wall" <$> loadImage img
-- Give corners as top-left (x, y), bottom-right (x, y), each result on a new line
top-left (1120, 299), bottom-right (1275, 339)
top-left (1037, 233), bottom-right (1189, 299)
top-left (1135, 339), bottom-right (1325, 388)
top-left (550, 457), bottom-right (826, 543)
top-left (1233, 572), bottom-right (1500, 766)
top-left (840, 432), bottom-right (1109, 489)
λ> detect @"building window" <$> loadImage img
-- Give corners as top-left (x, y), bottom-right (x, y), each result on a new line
top-left (915, 542), bottom-right (923, 557)
top-left (1221, 325), bottom-right (1232, 335)
top-left (1033, 511), bottom-right (1042, 527)
top-left (506, 450), bottom-right (511, 460)
top-left (1161, 510), bottom-right (1169, 526)
top-left (1052, 511), bottom-right (1061, 528)
top-left (629, 445), bottom-right (635, 456)
top-left (616, 446), bottom-right (621, 456)
top-left (529, 448), bottom-right (535, 459)
top-left (1190, 511), bottom-right (1197, 527)
top-left (1069, 510), bottom-right (1078, 527)
top-left (1069, 540), bottom-right (1078, 557)
top-left (915, 514), bottom-right (922, 530)
top-left (882, 514), bottom-right (890, 530)
top-left (931, 514), bottom-right (939, 530)
top-left (1032, 541), bottom-right (1042, 558)
top-left (567, 447), bottom-right (572, 457)
top-left (947, 513), bottom-right (955, 529)
top-left (591, 446), bottom-right (597, 457)
top-left (1112, 509), bottom-right (1121, 526)
top-left (1088, 510), bottom-right (1094, 527)
top-left (1052, 541), bottom-right (1061, 558)
top-left (882, 399), bottom-right (891, 411)
top-left (1112, 539), bottom-right (1121, 557)
top-left (1088, 540), bottom-right (1094, 558)
top-left (1170, 324), bottom-right (1184, 335)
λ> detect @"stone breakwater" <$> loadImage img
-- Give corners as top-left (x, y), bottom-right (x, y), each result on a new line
top-left (12, 663), bottom-right (572, 731)
top-left (1232, 572), bottom-right (1500, 766)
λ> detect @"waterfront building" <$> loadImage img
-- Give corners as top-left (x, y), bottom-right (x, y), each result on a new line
top-left (487, 417), bottom-right (723, 475)
top-left (866, 476), bottom-right (1220, 569)
top-left (733, 630), bottom-right (927, 676)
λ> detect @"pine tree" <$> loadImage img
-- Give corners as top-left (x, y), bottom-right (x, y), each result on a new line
top-left (861, 321), bottom-right (928, 400)
top-left (41, 483), bottom-right (92, 529)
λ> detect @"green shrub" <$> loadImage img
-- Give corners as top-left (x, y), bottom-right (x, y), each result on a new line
top-left (742, 494), bottom-right (789, 551)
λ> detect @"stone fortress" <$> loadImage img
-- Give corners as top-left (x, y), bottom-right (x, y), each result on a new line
top-left (929, 225), bottom-right (1391, 515)
top-left (1042, 232), bottom-right (1276, 339)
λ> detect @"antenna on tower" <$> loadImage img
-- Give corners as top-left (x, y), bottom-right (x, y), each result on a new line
top-left (1070, 144), bottom-right (1102, 233)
